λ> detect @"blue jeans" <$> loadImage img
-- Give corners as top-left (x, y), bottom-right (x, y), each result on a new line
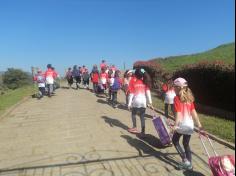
top-left (131, 107), bottom-right (146, 133)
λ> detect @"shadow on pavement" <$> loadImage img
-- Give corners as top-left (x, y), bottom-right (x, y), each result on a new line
top-left (60, 86), bottom-right (70, 89)
top-left (97, 99), bottom-right (109, 105)
top-left (101, 116), bottom-right (129, 130)
top-left (136, 133), bottom-right (169, 149)
top-left (117, 104), bottom-right (129, 111)
top-left (121, 135), bottom-right (179, 169)
top-left (183, 170), bottom-right (206, 176)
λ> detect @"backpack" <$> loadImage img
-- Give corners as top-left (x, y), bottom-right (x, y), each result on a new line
top-left (37, 75), bottom-right (45, 83)
top-left (111, 78), bottom-right (121, 91)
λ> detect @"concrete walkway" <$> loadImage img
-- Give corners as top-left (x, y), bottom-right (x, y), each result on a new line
top-left (0, 85), bottom-right (234, 176)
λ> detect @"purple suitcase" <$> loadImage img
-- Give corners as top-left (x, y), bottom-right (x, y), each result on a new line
top-left (152, 115), bottom-right (172, 146)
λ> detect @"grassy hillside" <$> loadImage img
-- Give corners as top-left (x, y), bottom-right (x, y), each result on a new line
top-left (151, 42), bottom-right (235, 72)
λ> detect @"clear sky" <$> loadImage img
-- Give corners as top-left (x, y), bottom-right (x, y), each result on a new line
top-left (0, 0), bottom-right (235, 75)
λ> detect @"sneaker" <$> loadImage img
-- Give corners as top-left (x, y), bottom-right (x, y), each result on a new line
top-left (113, 104), bottom-right (118, 109)
top-left (128, 128), bottom-right (139, 134)
top-left (178, 160), bottom-right (193, 170)
top-left (138, 132), bottom-right (146, 138)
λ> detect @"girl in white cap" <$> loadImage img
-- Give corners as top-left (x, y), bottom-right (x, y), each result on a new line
top-left (172, 77), bottom-right (204, 170)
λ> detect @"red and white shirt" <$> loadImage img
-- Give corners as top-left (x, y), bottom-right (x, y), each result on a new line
top-left (164, 88), bottom-right (176, 104)
top-left (174, 96), bottom-right (195, 134)
top-left (128, 79), bottom-right (152, 108)
top-left (100, 72), bottom-right (108, 85)
top-left (44, 68), bottom-right (55, 84)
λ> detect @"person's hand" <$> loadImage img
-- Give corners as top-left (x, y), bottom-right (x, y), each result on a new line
top-left (199, 127), bottom-right (207, 136)
top-left (148, 104), bottom-right (154, 110)
top-left (128, 106), bottom-right (131, 111)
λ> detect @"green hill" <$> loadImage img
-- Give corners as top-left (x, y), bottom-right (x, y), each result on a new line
top-left (151, 42), bottom-right (235, 72)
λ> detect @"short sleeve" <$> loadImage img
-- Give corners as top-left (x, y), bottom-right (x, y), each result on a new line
top-left (174, 96), bottom-right (181, 112)
top-left (190, 102), bottom-right (195, 111)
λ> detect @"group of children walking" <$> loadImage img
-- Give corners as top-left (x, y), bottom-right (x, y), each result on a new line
top-left (40, 59), bottom-right (206, 171)
top-left (33, 64), bottom-right (59, 98)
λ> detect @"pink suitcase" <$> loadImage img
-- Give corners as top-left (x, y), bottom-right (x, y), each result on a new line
top-left (152, 115), bottom-right (172, 146)
top-left (200, 135), bottom-right (235, 176)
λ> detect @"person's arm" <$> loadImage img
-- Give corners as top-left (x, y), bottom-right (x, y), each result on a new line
top-left (191, 109), bottom-right (202, 129)
top-left (146, 89), bottom-right (153, 108)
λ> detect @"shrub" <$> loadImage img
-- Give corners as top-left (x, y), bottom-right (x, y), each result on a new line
top-left (173, 61), bottom-right (235, 112)
top-left (3, 68), bottom-right (32, 89)
top-left (133, 61), bottom-right (167, 90)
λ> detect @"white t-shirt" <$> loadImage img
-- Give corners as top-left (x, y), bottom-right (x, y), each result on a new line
top-left (164, 89), bottom-right (176, 104)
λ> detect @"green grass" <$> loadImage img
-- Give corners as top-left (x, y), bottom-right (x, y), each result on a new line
top-left (0, 86), bottom-right (35, 116)
top-left (152, 42), bottom-right (235, 72)
top-left (152, 93), bottom-right (235, 143)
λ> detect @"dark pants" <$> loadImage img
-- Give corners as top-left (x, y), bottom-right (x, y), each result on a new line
top-left (131, 107), bottom-right (146, 133)
top-left (126, 93), bottom-right (130, 106)
top-left (93, 82), bottom-right (98, 93)
top-left (75, 76), bottom-right (81, 88)
top-left (165, 104), bottom-right (175, 117)
top-left (47, 84), bottom-right (53, 97)
top-left (83, 79), bottom-right (89, 86)
top-left (111, 91), bottom-right (118, 105)
top-left (172, 132), bottom-right (192, 163)
top-left (38, 87), bottom-right (45, 97)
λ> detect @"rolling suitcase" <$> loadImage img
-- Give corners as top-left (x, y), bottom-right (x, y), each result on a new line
top-left (152, 115), bottom-right (172, 146)
top-left (200, 135), bottom-right (235, 176)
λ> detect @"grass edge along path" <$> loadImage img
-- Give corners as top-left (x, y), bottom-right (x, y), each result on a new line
top-left (0, 85), bottom-right (35, 116)
top-left (152, 93), bottom-right (235, 143)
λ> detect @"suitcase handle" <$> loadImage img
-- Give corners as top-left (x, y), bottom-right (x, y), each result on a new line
top-left (199, 134), bottom-right (218, 158)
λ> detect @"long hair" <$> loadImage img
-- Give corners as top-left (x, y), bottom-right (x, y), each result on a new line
top-left (134, 68), bottom-right (152, 88)
top-left (178, 86), bottom-right (195, 103)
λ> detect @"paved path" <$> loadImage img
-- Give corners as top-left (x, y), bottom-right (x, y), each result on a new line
top-left (0, 85), bottom-right (234, 176)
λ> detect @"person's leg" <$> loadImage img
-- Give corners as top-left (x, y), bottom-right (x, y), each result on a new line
top-left (113, 91), bottom-right (118, 107)
top-left (108, 89), bottom-right (112, 100)
top-left (86, 79), bottom-right (89, 89)
top-left (126, 93), bottom-right (129, 106)
top-left (172, 132), bottom-right (186, 161)
top-left (139, 108), bottom-right (146, 134)
top-left (93, 83), bottom-right (96, 92)
top-left (38, 87), bottom-right (42, 98)
top-left (171, 104), bottom-right (176, 116)
top-left (183, 135), bottom-right (192, 164)
top-left (48, 84), bottom-right (52, 97)
top-left (173, 132), bottom-right (192, 169)
top-left (95, 83), bottom-right (98, 93)
top-left (41, 87), bottom-right (45, 96)
top-left (131, 108), bottom-right (138, 128)
top-left (164, 103), bottom-right (169, 117)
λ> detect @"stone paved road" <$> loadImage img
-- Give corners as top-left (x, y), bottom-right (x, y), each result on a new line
top-left (0, 85), bottom-right (234, 176)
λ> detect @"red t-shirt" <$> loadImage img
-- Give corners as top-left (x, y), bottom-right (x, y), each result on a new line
top-left (162, 83), bottom-right (168, 93)
top-left (91, 73), bottom-right (99, 83)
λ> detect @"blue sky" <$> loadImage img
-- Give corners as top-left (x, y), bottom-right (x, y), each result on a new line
top-left (0, 0), bottom-right (235, 75)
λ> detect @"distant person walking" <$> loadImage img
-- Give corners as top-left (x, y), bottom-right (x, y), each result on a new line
top-left (123, 70), bottom-right (133, 106)
top-left (82, 69), bottom-right (90, 89)
top-left (91, 68), bottom-right (99, 93)
top-left (163, 79), bottom-right (176, 118)
top-left (110, 70), bottom-right (122, 108)
top-left (100, 60), bottom-right (107, 70)
top-left (66, 68), bottom-right (73, 89)
top-left (33, 69), bottom-right (46, 99)
top-left (72, 65), bottom-right (81, 89)
top-left (45, 64), bottom-right (56, 97)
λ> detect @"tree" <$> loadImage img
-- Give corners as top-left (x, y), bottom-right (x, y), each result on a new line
top-left (3, 68), bottom-right (32, 89)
